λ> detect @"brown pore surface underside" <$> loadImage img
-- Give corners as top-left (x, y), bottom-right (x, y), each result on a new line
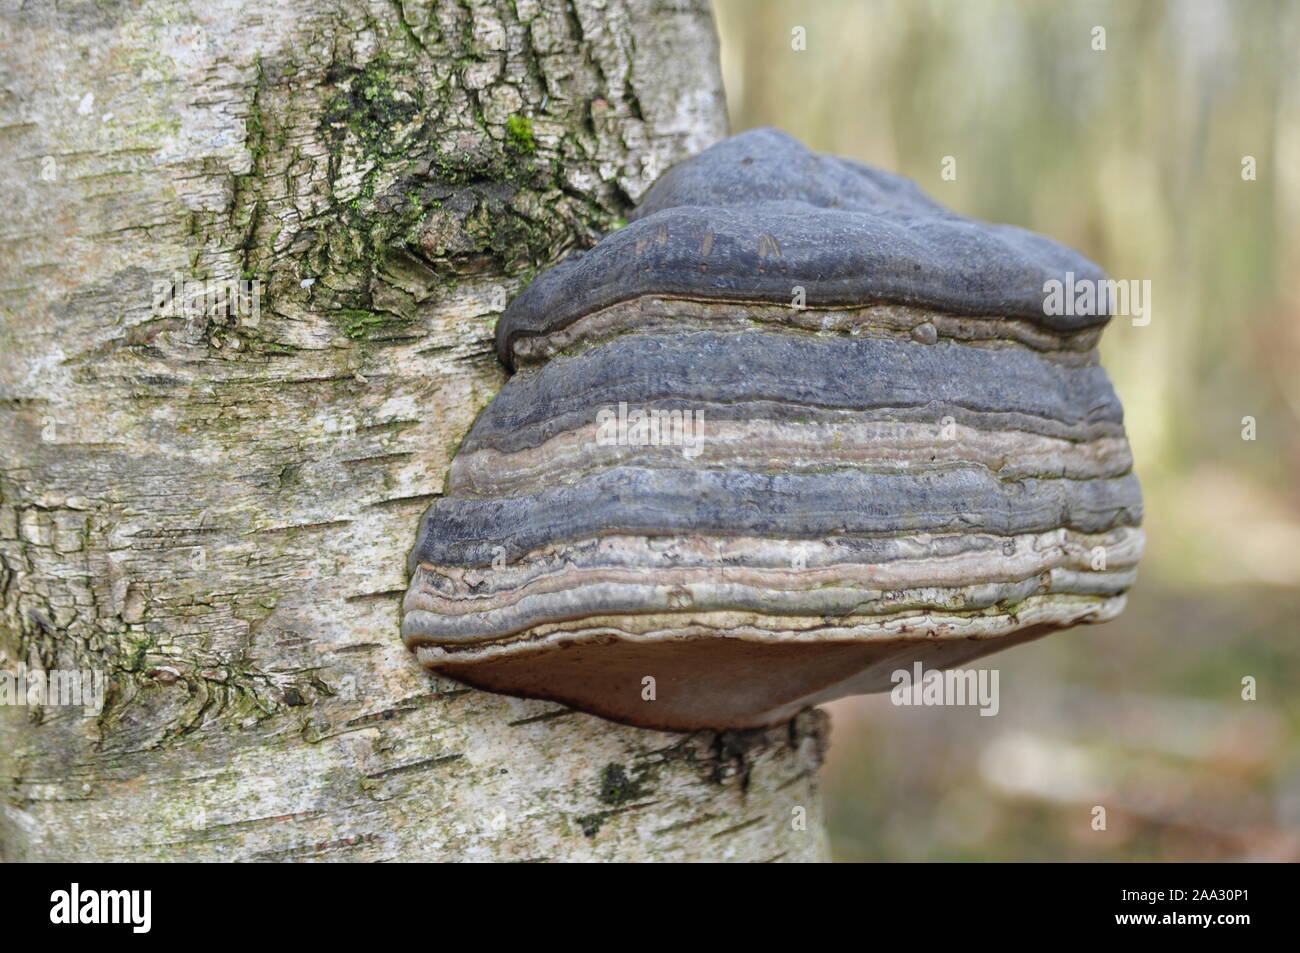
top-left (434, 623), bottom-right (1061, 732)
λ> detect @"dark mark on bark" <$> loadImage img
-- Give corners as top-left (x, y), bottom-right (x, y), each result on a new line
top-left (363, 753), bottom-right (463, 779)
top-left (710, 816), bottom-right (763, 839)
top-left (506, 706), bottom-right (577, 726)
top-left (367, 492), bottom-right (442, 509)
top-left (341, 452), bottom-right (415, 466)
top-left (251, 518), bottom-right (352, 536)
top-left (652, 812), bottom-right (722, 836)
top-left (344, 589), bottom-right (406, 603)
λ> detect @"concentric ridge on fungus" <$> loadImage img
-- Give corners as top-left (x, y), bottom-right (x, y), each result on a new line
top-left (403, 128), bottom-right (1144, 732)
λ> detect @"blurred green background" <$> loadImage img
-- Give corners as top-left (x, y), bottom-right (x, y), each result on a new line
top-left (714, 0), bottom-right (1300, 861)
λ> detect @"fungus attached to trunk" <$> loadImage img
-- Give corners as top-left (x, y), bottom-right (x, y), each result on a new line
top-left (402, 128), bottom-right (1144, 732)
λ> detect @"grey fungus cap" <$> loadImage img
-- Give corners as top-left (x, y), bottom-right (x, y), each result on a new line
top-left (404, 129), bottom-right (1143, 732)
top-left (496, 127), bottom-right (1110, 368)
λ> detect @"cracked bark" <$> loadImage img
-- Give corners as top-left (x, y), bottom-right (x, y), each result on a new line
top-left (0, 0), bottom-right (831, 861)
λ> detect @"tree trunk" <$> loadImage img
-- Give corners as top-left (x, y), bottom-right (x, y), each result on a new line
top-left (0, 0), bottom-right (830, 862)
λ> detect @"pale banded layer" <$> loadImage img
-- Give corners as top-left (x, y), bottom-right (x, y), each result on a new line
top-left (413, 591), bottom-right (1128, 664)
top-left (404, 526), bottom-right (1143, 645)
top-left (409, 526), bottom-right (1144, 605)
top-left (450, 417), bottom-right (1134, 496)
top-left (510, 296), bottom-right (1105, 367)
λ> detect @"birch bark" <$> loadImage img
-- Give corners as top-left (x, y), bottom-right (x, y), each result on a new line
top-left (0, 0), bottom-right (829, 862)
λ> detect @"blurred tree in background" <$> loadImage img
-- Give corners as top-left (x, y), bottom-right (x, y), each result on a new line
top-left (715, 0), bottom-right (1300, 861)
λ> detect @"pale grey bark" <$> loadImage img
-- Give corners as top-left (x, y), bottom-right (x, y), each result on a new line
top-left (0, 0), bottom-right (830, 861)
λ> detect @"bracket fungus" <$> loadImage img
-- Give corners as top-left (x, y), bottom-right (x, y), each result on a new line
top-left (403, 128), bottom-right (1144, 731)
